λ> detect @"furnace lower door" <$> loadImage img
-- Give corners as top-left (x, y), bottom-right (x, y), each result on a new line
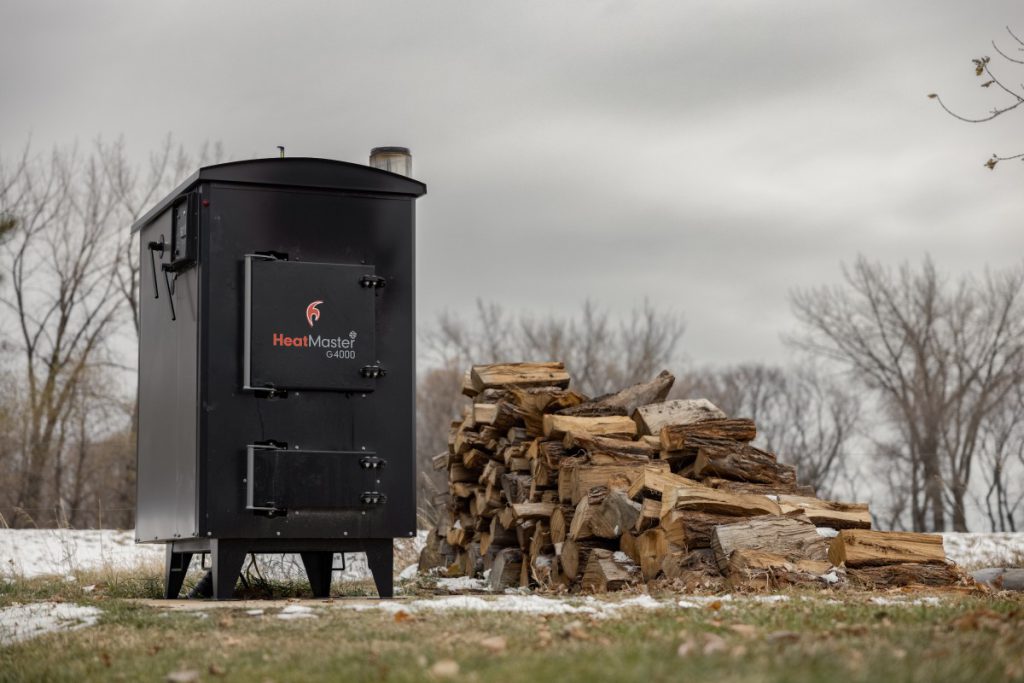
top-left (246, 445), bottom-right (388, 513)
top-left (244, 256), bottom-right (377, 392)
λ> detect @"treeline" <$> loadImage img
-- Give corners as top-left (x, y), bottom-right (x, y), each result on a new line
top-left (1, 141), bottom-right (1022, 532)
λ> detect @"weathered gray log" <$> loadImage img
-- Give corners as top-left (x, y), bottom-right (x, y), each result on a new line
top-left (489, 548), bottom-right (524, 591)
top-left (632, 398), bottom-right (727, 436)
top-left (711, 515), bottom-right (828, 573)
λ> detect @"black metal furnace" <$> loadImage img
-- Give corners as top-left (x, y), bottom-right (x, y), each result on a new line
top-left (131, 156), bottom-right (426, 599)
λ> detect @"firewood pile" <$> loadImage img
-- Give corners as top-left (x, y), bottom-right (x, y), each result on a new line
top-left (418, 362), bottom-right (968, 593)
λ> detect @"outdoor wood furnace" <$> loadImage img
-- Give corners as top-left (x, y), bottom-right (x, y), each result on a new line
top-left (132, 156), bottom-right (426, 599)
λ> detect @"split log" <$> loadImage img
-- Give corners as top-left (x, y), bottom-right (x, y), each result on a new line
top-left (659, 418), bottom-right (757, 450)
top-left (560, 460), bottom-right (671, 505)
top-left (660, 486), bottom-right (782, 518)
top-left (462, 448), bottom-right (491, 470)
top-left (581, 549), bottom-right (642, 592)
top-left (828, 530), bottom-right (946, 567)
top-left (726, 549), bottom-right (836, 590)
top-left (500, 472), bottom-right (532, 504)
top-left (634, 497), bottom-right (662, 533)
top-left (449, 463), bottom-right (481, 484)
top-left (661, 510), bottom-right (742, 549)
top-left (489, 548), bottom-right (524, 591)
top-left (847, 562), bottom-right (965, 588)
top-left (565, 370), bottom-right (675, 417)
top-left (560, 538), bottom-right (617, 581)
top-left (632, 398), bottom-right (727, 436)
top-left (473, 401), bottom-right (518, 431)
top-left (488, 515), bottom-right (518, 548)
top-left (470, 362), bottom-right (571, 392)
top-left (776, 495), bottom-right (871, 529)
top-left (529, 520), bottom-right (553, 558)
top-left (626, 466), bottom-right (702, 500)
top-left (562, 433), bottom-right (656, 460)
top-left (711, 516), bottom-right (829, 573)
top-left (690, 438), bottom-right (796, 486)
top-left (461, 369), bottom-right (478, 398)
top-left (509, 386), bottom-right (587, 435)
top-left (661, 546), bottom-right (721, 580)
top-left (542, 414), bottom-right (638, 440)
top-left (631, 527), bottom-right (668, 581)
top-left (568, 487), bottom-right (641, 540)
top-left (702, 477), bottom-right (814, 497)
top-left (511, 502), bottom-right (557, 521)
top-left (479, 460), bottom-right (506, 487)
top-left (549, 505), bottom-right (574, 545)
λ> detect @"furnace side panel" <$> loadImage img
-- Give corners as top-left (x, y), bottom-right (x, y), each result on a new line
top-left (136, 213), bottom-right (200, 542)
top-left (198, 183), bottom-right (416, 540)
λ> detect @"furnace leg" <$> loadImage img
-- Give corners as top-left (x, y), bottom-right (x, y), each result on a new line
top-left (365, 540), bottom-right (394, 599)
top-left (300, 551), bottom-right (335, 598)
top-left (164, 547), bottom-right (194, 599)
top-left (210, 540), bottom-right (246, 600)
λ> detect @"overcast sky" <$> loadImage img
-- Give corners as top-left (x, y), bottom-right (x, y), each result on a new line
top-left (2, 1), bottom-right (1021, 368)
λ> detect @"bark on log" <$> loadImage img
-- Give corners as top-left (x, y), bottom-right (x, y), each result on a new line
top-left (489, 548), bottom-right (524, 591)
top-left (659, 419), bottom-right (757, 450)
top-left (581, 548), bottom-right (642, 592)
top-left (776, 495), bottom-right (871, 529)
top-left (568, 370), bottom-right (675, 417)
top-left (560, 538), bottom-right (617, 581)
top-left (661, 510), bottom-right (742, 549)
top-left (828, 530), bottom-right (946, 567)
top-left (848, 562), bottom-right (965, 588)
top-left (568, 487), bottom-right (641, 540)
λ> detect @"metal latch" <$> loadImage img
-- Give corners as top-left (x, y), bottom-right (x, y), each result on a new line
top-left (359, 275), bottom-right (387, 289)
top-left (360, 492), bottom-right (387, 505)
top-left (360, 365), bottom-right (386, 379)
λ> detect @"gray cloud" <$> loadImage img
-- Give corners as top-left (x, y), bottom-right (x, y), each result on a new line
top-left (2, 0), bottom-right (1021, 366)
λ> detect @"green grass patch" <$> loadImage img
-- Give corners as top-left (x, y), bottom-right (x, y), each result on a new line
top-left (1, 589), bottom-right (1022, 683)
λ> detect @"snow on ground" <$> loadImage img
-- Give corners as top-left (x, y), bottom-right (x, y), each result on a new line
top-left (0, 602), bottom-right (101, 646)
top-left (941, 533), bottom-right (1024, 569)
top-left (0, 529), bottom-right (1019, 581)
top-left (0, 529), bottom-right (426, 581)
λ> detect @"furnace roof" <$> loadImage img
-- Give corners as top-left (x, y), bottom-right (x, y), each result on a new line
top-left (131, 157), bottom-right (427, 233)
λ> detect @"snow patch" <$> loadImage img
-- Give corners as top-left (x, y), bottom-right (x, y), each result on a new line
top-left (815, 527), bottom-right (839, 538)
top-left (0, 602), bottom-right (101, 645)
top-left (398, 564), bottom-right (419, 581)
top-left (0, 529), bottom-right (428, 582)
top-left (277, 604), bottom-right (317, 620)
top-left (942, 533), bottom-right (1024, 569)
top-left (435, 576), bottom-right (489, 592)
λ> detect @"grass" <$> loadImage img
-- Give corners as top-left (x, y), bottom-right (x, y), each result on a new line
top-left (1, 574), bottom-right (1023, 683)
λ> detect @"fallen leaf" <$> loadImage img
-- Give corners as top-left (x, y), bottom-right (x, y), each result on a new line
top-left (429, 659), bottom-right (460, 679)
top-left (394, 610), bottom-right (412, 623)
top-left (99, 652), bottom-right (112, 668)
top-left (706, 600), bottom-right (723, 611)
top-left (209, 663), bottom-right (227, 676)
top-left (562, 620), bottom-right (589, 640)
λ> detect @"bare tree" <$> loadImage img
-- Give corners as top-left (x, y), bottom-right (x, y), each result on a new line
top-left (977, 383), bottom-right (1024, 531)
top-left (929, 26), bottom-right (1024, 169)
top-left (423, 298), bottom-right (685, 397)
top-left (790, 256), bottom-right (1024, 531)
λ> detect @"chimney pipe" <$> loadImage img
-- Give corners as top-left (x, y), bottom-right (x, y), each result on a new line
top-left (369, 147), bottom-right (412, 177)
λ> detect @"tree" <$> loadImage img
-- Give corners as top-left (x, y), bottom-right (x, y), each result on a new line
top-left (0, 137), bottom-right (219, 527)
top-left (790, 256), bottom-right (1024, 531)
top-left (929, 26), bottom-right (1024, 170)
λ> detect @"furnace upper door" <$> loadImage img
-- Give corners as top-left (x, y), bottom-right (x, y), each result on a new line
top-left (244, 257), bottom-right (377, 392)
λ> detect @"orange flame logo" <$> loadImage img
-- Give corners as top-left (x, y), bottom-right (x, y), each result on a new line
top-left (306, 300), bottom-right (323, 328)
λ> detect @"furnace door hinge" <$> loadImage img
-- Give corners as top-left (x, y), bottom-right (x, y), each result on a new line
top-left (359, 364), bottom-right (386, 379)
top-left (359, 275), bottom-right (387, 289)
